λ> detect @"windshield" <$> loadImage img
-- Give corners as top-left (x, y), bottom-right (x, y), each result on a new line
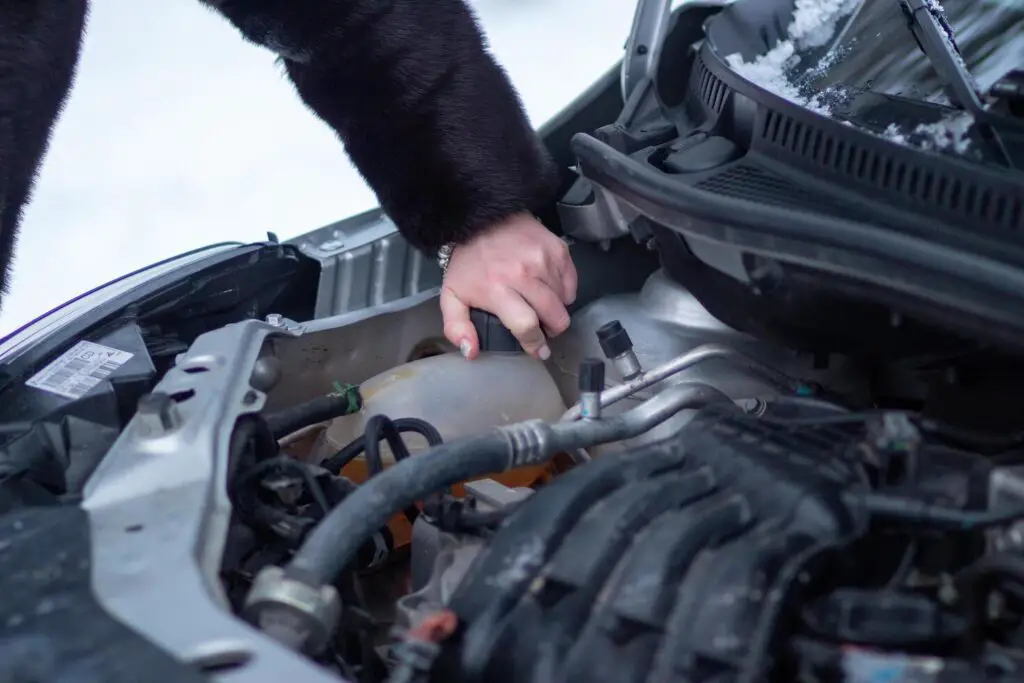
top-left (723, 0), bottom-right (1023, 160)
top-left (813, 0), bottom-right (1023, 103)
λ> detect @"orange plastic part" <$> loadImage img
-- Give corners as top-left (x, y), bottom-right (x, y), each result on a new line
top-left (336, 459), bottom-right (555, 550)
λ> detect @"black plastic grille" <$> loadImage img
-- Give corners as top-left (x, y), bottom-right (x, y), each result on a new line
top-left (759, 110), bottom-right (1024, 233)
top-left (694, 164), bottom-right (871, 219)
top-left (695, 58), bottom-right (729, 113)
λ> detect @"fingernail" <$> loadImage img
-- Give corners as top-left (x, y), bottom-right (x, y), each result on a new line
top-left (538, 344), bottom-right (551, 361)
top-left (459, 339), bottom-right (471, 358)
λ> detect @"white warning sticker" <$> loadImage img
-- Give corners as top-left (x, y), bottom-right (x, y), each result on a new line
top-left (25, 340), bottom-right (134, 401)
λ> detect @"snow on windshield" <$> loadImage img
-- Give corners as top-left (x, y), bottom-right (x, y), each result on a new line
top-left (725, 0), bottom-right (860, 115)
top-left (723, 0), bottom-right (977, 154)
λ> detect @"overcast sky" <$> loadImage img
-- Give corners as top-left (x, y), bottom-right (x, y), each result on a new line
top-left (0, 0), bottom-right (636, 337)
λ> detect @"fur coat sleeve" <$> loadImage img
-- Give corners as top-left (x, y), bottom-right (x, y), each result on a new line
top-left (202, 0), bottom-right (560, 255)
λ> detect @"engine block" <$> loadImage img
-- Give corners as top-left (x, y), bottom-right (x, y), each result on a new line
top-left (432, 404), bottom-right (1011, 683)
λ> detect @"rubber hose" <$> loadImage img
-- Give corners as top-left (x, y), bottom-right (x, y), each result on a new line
top-left (288, 382), bottom-right (733, 586)
top-left (956, 553), bottom-right (1024, 647)
top-left (264, 385), bottom-right (363, 440)
top-left (362, 415), bottom-right (430, 523)
top-left (286, 432), bottom-right (512, 586)
top-left (323, 416), bottom-right (442, 474)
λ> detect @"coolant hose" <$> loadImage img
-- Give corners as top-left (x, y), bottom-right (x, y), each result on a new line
top-left (264, 384), bottom-right (362, 440)
top-left (286, 431), bottom-right (511, 586)
top-left (283, 382), bottom-right (732, 587)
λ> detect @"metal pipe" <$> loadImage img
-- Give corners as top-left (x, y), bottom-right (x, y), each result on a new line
top-left (249, 380), bottom-right (731, 653)
top-left (562, 343), bottom-right (797, 421)
top-left (548, 382), bottom-right (733, 451)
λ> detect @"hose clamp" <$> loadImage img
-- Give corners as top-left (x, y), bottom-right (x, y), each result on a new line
top-left (499, 420), bottom-right (553, 467)
top-left (243, 566), bottom-right (341, 654)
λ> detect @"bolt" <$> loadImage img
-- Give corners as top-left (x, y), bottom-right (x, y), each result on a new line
top-left (319, 239), bottom-right (345, 252)
top-left (136, 392), bottom-right (181, 432)
top-left (250, 357), bottom-right (282, 392)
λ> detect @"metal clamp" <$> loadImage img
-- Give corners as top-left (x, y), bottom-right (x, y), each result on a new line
top-left (243, 566), bottom-right (341, 654)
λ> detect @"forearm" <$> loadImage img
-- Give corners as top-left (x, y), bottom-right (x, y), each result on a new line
top-left (202, 0), bottom-right (559, 254)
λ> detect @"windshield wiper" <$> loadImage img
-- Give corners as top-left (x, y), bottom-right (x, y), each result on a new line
top-left (900, 0), bottom-right (983, 113)
top-left (898, 0), bottom-right (1020, 168)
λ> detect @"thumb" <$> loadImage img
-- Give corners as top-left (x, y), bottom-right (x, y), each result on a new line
top-left (440, 288), bottom-right (479, 360)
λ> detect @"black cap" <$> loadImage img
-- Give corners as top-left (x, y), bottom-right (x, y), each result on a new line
top-left (596, 320), bottom-right (632, 359)
top-left (470, 308), bottom-right (524, 354)
top-left (578, 358), bottom-right (606, 393)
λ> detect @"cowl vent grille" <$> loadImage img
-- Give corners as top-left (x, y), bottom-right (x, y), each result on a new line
top-left (695, 59), bottom-right (728, 113)
top-left (758, 110), bottom-right (1024, 234)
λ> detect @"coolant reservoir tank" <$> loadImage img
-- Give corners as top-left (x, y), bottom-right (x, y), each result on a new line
top-left (317, 309), bottom-right (565, 477)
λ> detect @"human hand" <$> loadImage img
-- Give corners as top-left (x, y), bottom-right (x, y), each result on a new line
top-left (439, 213), bottom-right (577, 360)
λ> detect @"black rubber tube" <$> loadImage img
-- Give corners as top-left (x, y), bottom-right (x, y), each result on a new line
top-left (264, 385), bottom-right (363, 440)
top-left (286, 382), bottom-right (734, 587)
top-left (845, 491), bottom-right (1024, 530)
top-left (286, 432), bottom-right (512, 586)
top-left (955, 552), bottom-right (1024, 650)
top-left (322, 416), bottom-right (443, 474)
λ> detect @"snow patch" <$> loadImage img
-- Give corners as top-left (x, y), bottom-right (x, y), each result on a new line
top-left (915, 112), bottom-right (975, 153)
top-left (881, 123), bottom-right (908, 145)
top-left (724, 0), bottom-right (976, 157)
top-left (725, 0), bottom-right (862, 114)
top-left (879, 112), bottom-right (975, 154)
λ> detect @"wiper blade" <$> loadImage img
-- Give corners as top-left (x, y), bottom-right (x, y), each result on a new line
top-left (898, 0), bottom-right (1023, 169)
top-left (899, 0), bottom-right (984, 115)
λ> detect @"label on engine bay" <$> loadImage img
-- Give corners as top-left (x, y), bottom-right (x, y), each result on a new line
top-left (25, 340), bottom-right (134, 401)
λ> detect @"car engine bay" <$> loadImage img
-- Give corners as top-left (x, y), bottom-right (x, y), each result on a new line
top-left (3, 0), bottom-right (1024, 682)
top-left (3, 271), bottom-right (1016, 683)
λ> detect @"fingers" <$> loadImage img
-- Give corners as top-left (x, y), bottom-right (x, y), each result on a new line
top-left (531, 237), bottom-right (576, 306)
top-left (489, 287), bottom-right (550, 359)
top-left (516, 277), bottom-right (570, 337)
top-left (440, 287), bottom-right (478, 359)
top-left (556, 243), bottom-right (578, 305)
top-left (441, 279), bottom-right (566, 361)
top-left (438, 217), bottom-right (577, 361)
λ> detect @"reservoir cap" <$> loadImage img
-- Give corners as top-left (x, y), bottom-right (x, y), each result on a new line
top-left (470, 308), bottom-right (524, 354)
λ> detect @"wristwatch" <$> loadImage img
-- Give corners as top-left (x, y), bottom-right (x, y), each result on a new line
top-left (437, 242), bottom-right (456, 274)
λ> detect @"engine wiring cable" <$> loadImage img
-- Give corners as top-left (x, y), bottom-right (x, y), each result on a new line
top-left (240, 456), bottom-right (332, 517)
top-left (422, 496), bottom-right (525, 536)
top-left (843, 491), bottom-right (1024, 532)
top-left (737, 538), bottom-right (849, 683)
top-left (739, 407), bottom-right (1024, 456)
top-left (228, 416), bottom-right (334, 542)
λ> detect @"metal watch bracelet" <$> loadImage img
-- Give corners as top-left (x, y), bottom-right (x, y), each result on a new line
top-left (437, 243), bottom-right (456, 274)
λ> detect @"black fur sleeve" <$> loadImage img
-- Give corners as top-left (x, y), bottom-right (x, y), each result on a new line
top-left (201, 0), bottom-right (559, 255)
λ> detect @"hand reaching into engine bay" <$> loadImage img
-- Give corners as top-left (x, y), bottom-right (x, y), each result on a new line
top-left (439, 213), bottom-right (577, 360)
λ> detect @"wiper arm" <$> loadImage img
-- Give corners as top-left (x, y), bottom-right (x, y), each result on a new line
top-left (899, 0), bottom-right (984, 115)
top-left (898, 0), bottom-right (1022, 168)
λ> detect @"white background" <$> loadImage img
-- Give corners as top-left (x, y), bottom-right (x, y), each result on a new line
top-left (0, 0), bottom-right (637, 337)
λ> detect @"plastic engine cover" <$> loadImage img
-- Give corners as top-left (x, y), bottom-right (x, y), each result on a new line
top-left (434, 405), bottom-right (962, 683)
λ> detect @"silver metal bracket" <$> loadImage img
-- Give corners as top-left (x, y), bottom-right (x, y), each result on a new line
top-left (622, 0), bottom-right (674, 102)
